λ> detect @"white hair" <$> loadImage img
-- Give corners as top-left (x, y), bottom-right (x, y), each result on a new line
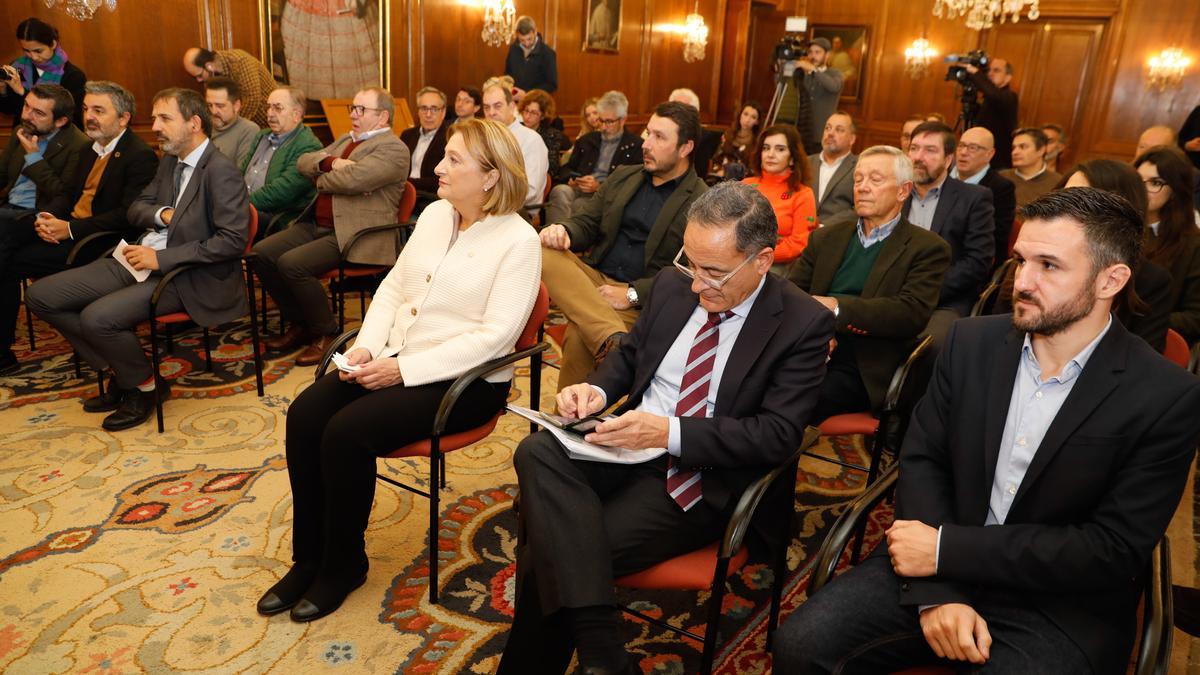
top-left (859, 145), bottom-right (914, 184)
top-left (668, 88), bottom-right (701, 110)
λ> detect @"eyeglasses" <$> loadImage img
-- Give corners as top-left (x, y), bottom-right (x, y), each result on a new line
top-left (346, 104), bottom-right (384, 116)
top-left (673, 248), bottom-right (757, 290)
top-left (417, 105), bottom-right (445, 114)
top-left (959, 143), bottom-right (989, 154)
top-left (1144, 177), bottom-right (1169, 194)
top-left (597, 117), bottom-right (620, 126)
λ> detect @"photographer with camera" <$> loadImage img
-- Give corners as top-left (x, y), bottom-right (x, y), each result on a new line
top-left (964, 58), bottom-right (1018, 170)
top-left (795, 38), bottom-right (846, 155)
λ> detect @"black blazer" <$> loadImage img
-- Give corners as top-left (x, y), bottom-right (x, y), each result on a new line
top-left (977, 168), bottom-right (1017, 268)
top-left (1163, 237), bottom-right (1200, 343)
top-left (589, 269), bottom-right (834, 511)
top-left (127, 142), bottom-right (250, 328)
top-left (896, 315), bottom-right (1200, 674)
top-left (789, 215), bottom-right (951, 409)
top-left (0, 123), bottom-right (89, 211)
top-left (44, 130), bottom-right (158, 240)
top-left (556, 129), bottom-right (641, 183)
top-left (399, 121), bottom-right (449, 194)
top-left (905, 177), bottom-right (995, 316)
top-left (969, 72), bottom-right (1018, 170)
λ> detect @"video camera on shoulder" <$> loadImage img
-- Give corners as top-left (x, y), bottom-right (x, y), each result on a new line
top-left (773, 35), bottom-right (809, 62)
top-left (944, 50), bottom-right (990, 84)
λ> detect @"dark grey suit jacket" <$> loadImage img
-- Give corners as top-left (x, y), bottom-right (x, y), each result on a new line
top-left (809, 152), bottom-right (856, 224)
top-left (897, 315), bottom-right (1200, 674)
top-left (904, 177), bottom-right (995, 316)
top-left (127, 141), bottom-right (250, 327)
top-left (977, 168), bottom-right (1017, 269)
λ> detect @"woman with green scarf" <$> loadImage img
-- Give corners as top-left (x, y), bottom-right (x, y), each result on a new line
top-left (0, 17), bottom-right (87, 128)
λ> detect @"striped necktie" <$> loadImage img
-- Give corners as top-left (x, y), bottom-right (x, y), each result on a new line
top-left (667, 310), bottom-right (732, 511)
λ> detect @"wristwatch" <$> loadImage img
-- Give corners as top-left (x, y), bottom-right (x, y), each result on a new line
top-left (625, 286), bottom-right (639, 307)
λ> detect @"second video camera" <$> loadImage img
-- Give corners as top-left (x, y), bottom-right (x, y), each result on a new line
top-left (944, 50), bottom-right (989, 84)
top-left (773, 35), bottom-right (808, 62)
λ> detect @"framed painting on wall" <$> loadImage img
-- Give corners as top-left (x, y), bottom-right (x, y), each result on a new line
top-left (258, 0), bottom-right (390, 102)
top-left (810, 24), bottom-right (868, 102)
top-left (584, 0), bottom-right (621, 53)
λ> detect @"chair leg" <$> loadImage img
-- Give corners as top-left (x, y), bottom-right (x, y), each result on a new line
top-left (358, 290), bottom-right (366, 322)
top-left (22, 279), bottom-right (36, 351)
top-left (767, 474), bottom-right (795, 649)
top-left (529, 348), bottom-right (543, 434)
top-left (150, 319), bottom-right (164, 434)
top-left (700, 557), bottom-right (732, 675)
top-left (850, 428), bottom-right (888, 564)
top-left (260, 284), bottom-right (269, 334)
top-left (439, 453), bottom-right (447, 490)
top-left (202, 327), bottom-right (212, 371)
top-left (73, 350), bottom-right (82, 378)
top-left (337, 269), bottom-right (346, 334)
top-left (246, 264), bottom-right (265, 396)
top-left (429, 435), bottom-right (441, 604)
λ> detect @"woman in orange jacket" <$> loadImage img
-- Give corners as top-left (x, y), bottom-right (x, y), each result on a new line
top-left (742, 124), bottom-right (818, 275)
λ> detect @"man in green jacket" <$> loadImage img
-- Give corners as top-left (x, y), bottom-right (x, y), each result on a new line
top-left (240, 86), bottom-right (322, 235)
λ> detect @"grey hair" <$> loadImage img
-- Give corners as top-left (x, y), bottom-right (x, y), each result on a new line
top-left (84, 80), bottom-right (136, 118)
top-left (687, 182), bottom-right (778, 253)
top-left (669, 87), bottom-right (701, 110)
top-left (596, 90), bottom-right (628, 119)
top-left (361, 87), bottom-right (394, 123)
top-left (416, 86), bottom-right (446, 106)
top-left (859, 145), bottom-right (914, 184)
top-left (515, 15), bottom-right (536, 35)
top-left (274, 85), bottom-right (307, 111)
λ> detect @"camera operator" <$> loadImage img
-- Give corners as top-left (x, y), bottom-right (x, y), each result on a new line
top-left (794, 38), bottom-right (845, 156)
top-left (964, 58), bottom-right (1018, 170)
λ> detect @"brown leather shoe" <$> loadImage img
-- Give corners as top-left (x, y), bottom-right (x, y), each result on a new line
top-left (296, 334), bottom-right (337, 367)
top-left (265, 325), bottom-right (311, 351)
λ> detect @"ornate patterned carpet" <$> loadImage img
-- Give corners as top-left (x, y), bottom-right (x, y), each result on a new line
top-left (0, 309), bottom-right (1194, 674)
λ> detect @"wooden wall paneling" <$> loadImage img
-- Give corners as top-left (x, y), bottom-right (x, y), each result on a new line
top-left (715, 0), bottom-right (753, 125)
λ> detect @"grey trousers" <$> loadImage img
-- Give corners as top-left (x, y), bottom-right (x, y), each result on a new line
top-left (26, 257), bottom-right (184, 390)
top-left (773, 555), bottom-right (1091, 674)
top-left (544, 184), bottom-right (596, 226)
top-left (251, 219), bottom-right (340, 336)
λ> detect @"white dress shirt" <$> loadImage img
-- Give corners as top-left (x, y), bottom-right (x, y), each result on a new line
top-left (818, 152), bottom-right (850, 202)
top-left (409, 127), bottom-right (438, 179)
top-left (147, 139), bottom-right (210, 251)
top-left (508, 119), bottom-right (549, 206)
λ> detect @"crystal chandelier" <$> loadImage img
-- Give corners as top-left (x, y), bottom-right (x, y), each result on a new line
top-left (682, 4), bottom-right (709, 63)
top-left (932, 0), bottom-right (1039, 31)
top-left (481, 0), bottom-right (516, 48)
top-left (44, 0), bottom-right (117, 21)
top-left (1146, 48), bottom-right (1191, 92)
top-left (904, 38), bottom-right (937, 79)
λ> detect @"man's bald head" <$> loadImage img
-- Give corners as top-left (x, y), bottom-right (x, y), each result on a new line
top-left (956, 126), bottom-right (996, 179)
top-left (1135, 125), bottom-right (1177, 161)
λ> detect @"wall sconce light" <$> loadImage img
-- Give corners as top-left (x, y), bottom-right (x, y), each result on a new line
top-left (905, 38), bottom-right (937, 79)
top-left (1146, 48), bottom-right (1191, 91)
top-left (481, 0), bottom-right (516, 48)
top-left (682, 3), bottom-right (709, 63)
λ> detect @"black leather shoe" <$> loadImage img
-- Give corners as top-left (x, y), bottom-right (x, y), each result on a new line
top-left (257, 563), bottom-right (319, 616)
top-left (289, 573), bottom-right (368, 623)
top-left (83, 374), bottom-right (124, 413)
top-left (101, 388), bottom-right (159, 431)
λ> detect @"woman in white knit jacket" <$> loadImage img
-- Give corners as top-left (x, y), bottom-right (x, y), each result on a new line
top-left (257, 118), bottom-right (542, 622)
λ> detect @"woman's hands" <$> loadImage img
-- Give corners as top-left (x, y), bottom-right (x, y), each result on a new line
top-left (339, 348), bottom-right (403, 389)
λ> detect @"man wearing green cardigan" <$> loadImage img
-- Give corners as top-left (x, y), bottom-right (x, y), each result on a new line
top-left (240, 87), bottom-right (322, 234)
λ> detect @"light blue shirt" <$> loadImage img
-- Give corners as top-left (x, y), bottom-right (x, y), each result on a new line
top-left (986, 315), bottom-right (1112, 525)
top-left (591, 274), bottom-right (766, 456)
top-left (8, 128), bottom-right (59, 209)
top-left (951, 164), bottom-right (988, 186)
top-left (906, 174), bottom-right (947, 231)
top-left (146, 139), bottom-right (210, 251)
top-left (857, 212), bottom-right (902, 248)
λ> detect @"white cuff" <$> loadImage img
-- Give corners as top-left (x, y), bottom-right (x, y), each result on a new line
top-left (667, 417), bottom-right (681, 456)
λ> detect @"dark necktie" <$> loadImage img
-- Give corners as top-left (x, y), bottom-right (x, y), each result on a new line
top-left (171, 162), bottom-right (186, 207)
top-left (667, 310), bottom-right (731, 511)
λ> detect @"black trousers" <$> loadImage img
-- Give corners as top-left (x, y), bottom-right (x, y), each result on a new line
top-left (284, 372), bottom-right (509, 573)
top-left (497, 431), bottom-right (729, 674)
top-left (812, 344), bottom-right (871, 423)
top-left (772, 555), bottom-right (1091, 674)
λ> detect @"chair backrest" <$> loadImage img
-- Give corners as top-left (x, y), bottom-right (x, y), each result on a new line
top-left (398, 181), bottom-right (418, 224)
top-left (1163, 328), bottom-right (1189, 368)
top-left (971, 257), bottom-right (1016, 317)
top-left (880, 334), bottom-right (936, 452)
top-left (516, 282), bottom-right (551, 352)
top-left (245, 205), bottom-right (259, 255)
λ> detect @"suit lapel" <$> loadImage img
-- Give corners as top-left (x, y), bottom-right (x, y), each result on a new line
top-left (860, 220), bottom-right (911, 297)
top-left (1010, 325), bottom-right (1127, 509)
top-left (977, 328), bottom-right (1024, 521)
top-left (714, 275), bottom-right (781, 413)
top-left (811, 222), bottom-right (855, 293)
top-left (929, 178), bottom-right (957, 237)
top-left (173, 144), bottom-right (211, 215)
top-left (625, 275), bottom-right (697, 406)
top-left (94, 130), bottom-right (132, 197)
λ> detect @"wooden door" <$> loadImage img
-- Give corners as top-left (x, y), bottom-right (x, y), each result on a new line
top-left (983, 18), bottom-right (1107, 170)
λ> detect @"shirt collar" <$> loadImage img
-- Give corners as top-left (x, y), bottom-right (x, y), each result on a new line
top-left (954, 164), bottom-right (988, 185)
top-left (1149, 221), bottom-right (1160, 236)
top-left (269, 125), bottom-right (300, 147)
top-left (821, 151), bottom-right (849, 169)
top-left (857, 211), bottom-right (902, 246)
top-left (418, 125), bottom-right (439, 139)
top-left (915, 172), bottom-right (948, 201)
top-left (179, 138), bottom-right (209, 169)
top-left (1020, 314), bottom-right (1112, 384)
top-left (93, 128), bottom-right (126, 158)
top-left (723, 273), bottom-right (767, 320)
top-left (351, 126), bottom-right (391, 143)
top-left (643, 168), bottom-right (685, 189)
